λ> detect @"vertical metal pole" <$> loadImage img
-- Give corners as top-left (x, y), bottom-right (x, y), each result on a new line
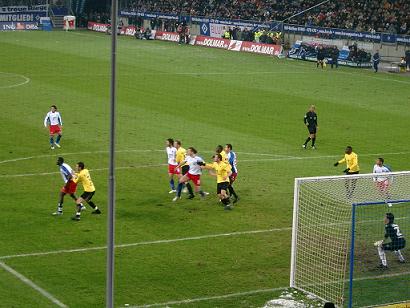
top-left (348, 204), bottom-right (357, 308)
top-left (290, 178), bottom-right (300, 288)
top-left (106, 0), bottom-right (118, 307)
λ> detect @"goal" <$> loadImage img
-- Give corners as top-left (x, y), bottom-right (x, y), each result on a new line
top-left (290, 171), bottom-right (410, 307)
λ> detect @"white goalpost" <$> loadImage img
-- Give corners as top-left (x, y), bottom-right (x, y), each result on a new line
top-left (290, 171), bottom-right (410, 307)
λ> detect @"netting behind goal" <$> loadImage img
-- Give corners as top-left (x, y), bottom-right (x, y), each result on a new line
top-left (290, 171), bottom-right (410, 307)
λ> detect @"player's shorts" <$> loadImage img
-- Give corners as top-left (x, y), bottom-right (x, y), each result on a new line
top-left (61, 180), bottom-right (77, 194)
top-left (181, 165), bottom-right (189, 175)
top-left (187, 173), bottom-right (201, 187)
top-left (49, 125), bottom-right (61, 135)
top-left (229, 172), bottom-right (238, 184)
top-left (347, 171), bottom-right (359, 175)
top-left (382, 239), bottom-right (406, 251)
top-left (376, 180), bottom-right (390, 192)
top-left (168, 164), bottom-right (180, 175)
top-left (81, 191), bottom-right (95, 201)
top-left (217, 182), bottom-right (229, 194)
top-left (307, 126), bottom-right (317, 134)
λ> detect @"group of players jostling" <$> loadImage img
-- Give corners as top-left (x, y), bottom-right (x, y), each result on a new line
top-left (44, 104), bottom-right (405, 267)
top-left (165, 139), bottom-right (239, 210)
top-left (301, 105), bottom-right (406, 269)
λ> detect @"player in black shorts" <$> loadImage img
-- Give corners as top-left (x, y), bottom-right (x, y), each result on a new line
top-left (302, 105), bottom-right (318, 149)
top-left (375, 213), bottom-right (406, 269)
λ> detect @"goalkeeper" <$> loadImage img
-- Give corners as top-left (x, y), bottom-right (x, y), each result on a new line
top-left (333, 146), bottom-right (360, 175)
top-left (334, 146), bottom-right (360, 198)
top-left (375, 213), bottom-right (406, 269)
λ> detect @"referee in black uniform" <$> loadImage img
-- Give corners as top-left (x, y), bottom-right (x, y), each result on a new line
top-left (302, 105), bottom-right (318, 149)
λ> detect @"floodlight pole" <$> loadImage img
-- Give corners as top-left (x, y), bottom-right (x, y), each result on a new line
top-left (106, 0), bottom-right (118, 307)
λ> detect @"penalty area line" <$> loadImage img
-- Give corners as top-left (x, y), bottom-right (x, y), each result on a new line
top-left (128, 287), bottom-right (287, 308)
top-left (0, 261), bottom-right (68, 307)
top-left (0, 227), bottom-right (291, 260)
top-left (125, 271), bottom-right (410, 307)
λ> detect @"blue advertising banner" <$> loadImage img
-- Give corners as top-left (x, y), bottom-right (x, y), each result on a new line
top-left (0, 11), bottom-right (46, 23)
top-left (120, 11), bottom-right (179, 21)
top-left (284, 24), bottom-right (410, 45)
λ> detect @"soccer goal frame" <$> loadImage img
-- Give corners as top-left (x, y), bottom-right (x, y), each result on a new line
top-left (290, 171), bottom-right (410, 307)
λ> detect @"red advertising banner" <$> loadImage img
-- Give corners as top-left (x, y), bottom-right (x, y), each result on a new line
top-left (120, 25), bottom-right (136, 36)
top-left (194, 35), bottom-right (230, 49)
top-left (87, 21), bottom-right (109, 33)
top-left (154, 31), bottom-right (179, 42)
top-left (238, 41), bottom-right (283, 56)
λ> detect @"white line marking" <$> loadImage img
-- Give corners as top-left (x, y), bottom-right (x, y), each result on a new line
top-left (1, 151), bottom-right (409, 178)
top-left (0, 149), bottom-right (157, 164)
top-left (0, 261), bottom-right (68, 307)
top-left (0, 163), bottom-right (168, 178)
top-left (128, 287), bottom-right (286, 308)
top-left (0, 72), bottom-right (30, 89)
top-left (338, 70), bottom-right (410, 85)
top-left (0, 228), bottom-right (290, 260)
top-left (126, 271), bottom-right (410, 307)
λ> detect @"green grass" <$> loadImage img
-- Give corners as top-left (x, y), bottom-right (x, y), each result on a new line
top-left (0, 30), bottom-right (409, 307)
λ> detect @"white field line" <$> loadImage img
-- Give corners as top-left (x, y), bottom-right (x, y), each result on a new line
top-left (0, 261), bottom-right (68, 308)
top-left (128, 287), bottom-right (286, 308)
top-left (0, 214), bottom-right (401, 261)
top-left (0, 228), bottom-right (291, 260)
top-left (0, 149), bottom-right (297, 165)
top-left (1, 151), bottom-right (410, 179)
top-left (0, 72), bottom-right (30, 89)
top-left (126, 271), bottom-right (410, 308)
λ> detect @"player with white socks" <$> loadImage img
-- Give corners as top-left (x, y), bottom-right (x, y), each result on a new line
top-left (373, 157), bottom-right (392, 206)
top-left (375, 213), bottom-right (406, 269)
top-left (44, 105), bottom-right (63, 150)
top-left (165, 138), bottom-right (179, 193)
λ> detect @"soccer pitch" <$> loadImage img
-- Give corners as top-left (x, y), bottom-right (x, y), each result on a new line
top-left (0, 30), bottom-right (409, 307)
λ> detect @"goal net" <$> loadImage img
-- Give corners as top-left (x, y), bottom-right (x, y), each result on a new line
top-left (290, 171), bottom-right (410, 307)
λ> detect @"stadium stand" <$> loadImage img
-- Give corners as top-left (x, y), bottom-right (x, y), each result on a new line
top-left (123, 0), bottom-right (410, 35)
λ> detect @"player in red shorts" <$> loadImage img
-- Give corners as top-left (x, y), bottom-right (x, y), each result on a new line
top-left (44, 105), bottom-right (63, 150)
top-left (173, 147), bottom-right (207, 201)
top-left (52, 157), bottom-right (83, 216)
top-left (166, 138), bottom-right (180, 193)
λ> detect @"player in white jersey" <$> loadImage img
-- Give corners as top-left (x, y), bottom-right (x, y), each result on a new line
top-left (224, 143), bottom-right (239, 203)
top-left (373, 157), bottom-right (392, 204)
top-left (52, 157), bottom-right (83, 216)
top-left (44, 105), bottom-right (63, 150)
top-left (166, 138), bottom-right (179, 193)
top-left (173, 147), bottom-right (207, 201)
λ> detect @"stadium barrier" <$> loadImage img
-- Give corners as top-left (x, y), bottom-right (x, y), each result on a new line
top-left (86, 23), bottom-right (283, 57)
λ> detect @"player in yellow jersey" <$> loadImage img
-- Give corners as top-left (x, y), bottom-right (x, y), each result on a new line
top-left (174, 140), bottom-right (194, 199)
top-left (201, 153), bottom-right (232, 210)
top-left (216, 145), bottom-right (228, 163)
top-left (334, 146), bottom-right (360, 198)
top-left (334, 146), bottom-right (360, 174)
top-left (72, 162), bottom-right (101, 221)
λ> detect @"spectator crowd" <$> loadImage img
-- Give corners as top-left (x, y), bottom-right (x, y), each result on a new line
top-left (122, 0), bottom-right (410, 35)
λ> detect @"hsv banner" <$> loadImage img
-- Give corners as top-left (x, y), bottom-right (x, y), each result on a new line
top-left (194, 35), bottom-right (230, 49)
top-left (87, 21), bottom-right (109, 33)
